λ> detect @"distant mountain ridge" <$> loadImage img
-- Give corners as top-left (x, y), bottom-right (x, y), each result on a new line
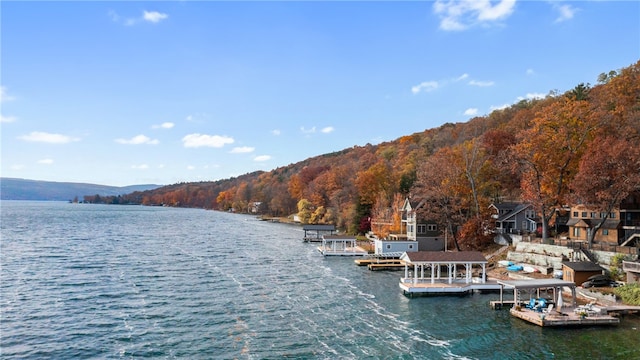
top-left (0, 178), bottom-right (162, 201)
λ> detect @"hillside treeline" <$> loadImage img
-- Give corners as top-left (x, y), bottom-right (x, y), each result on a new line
top-left (102, 61), bottom-right (640, 249)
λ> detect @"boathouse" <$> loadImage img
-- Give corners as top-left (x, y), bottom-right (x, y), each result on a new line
top-left (302, 224), bottom-right (336, 242)
top-left (399, 251), bottom-right (498, 295)
top-left (318, 235), bottom-right (368, 256)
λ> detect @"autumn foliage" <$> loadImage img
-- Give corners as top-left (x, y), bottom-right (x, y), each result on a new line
top-left (106, 61), bottom-right (640, 250)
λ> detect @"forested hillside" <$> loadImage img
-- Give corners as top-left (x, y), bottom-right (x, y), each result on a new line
top-left (112, 61), bottom-right (640, 249)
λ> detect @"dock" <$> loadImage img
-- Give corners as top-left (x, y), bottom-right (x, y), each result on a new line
top-left (508, 306), bottom-right (619, 327)
top-left (399, 279), bottom-right (502, 296)
top-left (494, 279), bottom-right (621, 327)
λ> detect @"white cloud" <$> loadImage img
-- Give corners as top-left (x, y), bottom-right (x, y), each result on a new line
top-left (1, 86), bottom-right (16, 102)
top-left (433, 0), bottom-right (516, 31)
top-left (230, 146), bottom-right (255, 154)
top-left (110, 10), bottom-right (168, 26)
top-left (301, 126), bottom-right (316, 134)
top-left (254, 155), bottom-right (271, 162)
top-left (19, 131), bottom-right (80, 144)
top-left (321, 126), bottom-right (335, 134)
top-left (464, 108), bottom-right (478, 116)
top-left (143, 11), bottom-right (168, 23)
top-left (526, 68), bottom-right (535, 76)
top-left (186, 165), bottom-right (196, 170)
top-left (553, 4), bottom-right (578, 23)
top-left (152, 122), bottom-right (174, 129)
top-left (411, 81), bottom-right (439, 94)
top-left (517, 92), bottom-right (547, 101)
top-left (37, 158), bottom-right (54, 165)
top-left (469, 80), bottom-right (495, 87)
top-left (490, 104), bottom-right (510, 111)
top-left (131, 164), bottom-right (149, 170)
top-left (0, 114), bottom-right (17, 123)
top-left (456, 73), bottom-right (469, 81)
top-left (115, 134), bottom-right (159, 145)
top-left (271, 129), bottom-right (281, 136)
top-left (182, 133), bottom-right (234, 148)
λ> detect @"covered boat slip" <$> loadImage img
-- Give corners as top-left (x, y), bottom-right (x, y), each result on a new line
top-left (399, 251), bottom-right (501, 295)
top-left (496, 279), bottom-right (620, 327)
top-left (302, 224), bottom-right (336, 242)
top-left (317, 235), bottom-right (368, 256)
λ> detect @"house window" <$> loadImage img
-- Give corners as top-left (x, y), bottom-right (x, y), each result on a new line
top-left (573, 211), bottom-right (578, 217)
top-left (417, 224), bottom-right (426, 233)
top-left (590, 212), bottom-right (596, 218)
top-left (581, 212), bottom-right (587, 218)
top-left (408, 225), bottom-right (414, 233)
top-left (522, 221), bottom-right (528, 230)
top-left (386, 244), bottom-right (391, 249)
top-left (573, 227), bottom-right (580, 237)
top-left (427, 224), bottom-right (437, 231)
top-left (600, 212), bottom-right (607, 218)
top-left (610, 213), bottom-right (616, 219)
top-left (602, 229), bottom-right (609, 236)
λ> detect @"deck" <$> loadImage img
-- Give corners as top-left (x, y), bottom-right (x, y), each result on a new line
top-left (509, 306), bottom-right (620, 327)
top-left (399, 278), bottom-right (502, 296)
top-left (317, 245), bottom-right (368, 256)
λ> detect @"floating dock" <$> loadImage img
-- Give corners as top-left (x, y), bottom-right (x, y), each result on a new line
top-left (508, 306), bottom-right (619, 327)
top-left (400, 279), bottom-right (502, 296)
top-left (494, 279), bottom-right (622, 327)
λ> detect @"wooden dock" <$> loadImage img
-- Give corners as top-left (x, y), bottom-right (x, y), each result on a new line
top-left (399, 279), bottom-right (502, 296)
top-left (368, 262), bottom-right (405, 271)
top-left (509, 307), bottom-right (620, 327)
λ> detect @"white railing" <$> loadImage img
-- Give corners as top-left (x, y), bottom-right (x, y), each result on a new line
top-left (622, 261), bottom-right (640, 273)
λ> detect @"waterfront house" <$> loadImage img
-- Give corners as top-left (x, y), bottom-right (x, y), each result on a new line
top-left (489, 202), bottom-right (540, 235)
top-left (398, 198), bottom-right (445, 251)
top-left (565, 192), bottom-right (640, 247)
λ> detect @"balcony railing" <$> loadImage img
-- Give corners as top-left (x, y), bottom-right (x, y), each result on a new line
top-left (622, 261), bottom-right (640, 273)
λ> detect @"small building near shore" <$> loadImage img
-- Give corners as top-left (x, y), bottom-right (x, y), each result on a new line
top-left (373, 238), bottom-right (418, 256)
top-left (561, 261), bottom-right (604, 285)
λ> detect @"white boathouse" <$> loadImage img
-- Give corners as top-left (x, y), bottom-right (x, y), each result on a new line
top-left (318, 235), bottom-right (368, 256)
top-left (399, 251), bottom-right (500, 295)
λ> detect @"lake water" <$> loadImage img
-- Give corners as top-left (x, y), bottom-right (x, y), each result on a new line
top-left (1, 201), bottom-right (638, 359)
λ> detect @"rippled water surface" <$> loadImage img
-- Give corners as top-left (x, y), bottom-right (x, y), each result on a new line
top-left (2, 201), bottom-right (639, 359)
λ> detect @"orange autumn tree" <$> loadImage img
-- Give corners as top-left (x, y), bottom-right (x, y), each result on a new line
top-left (513, 95), bottom-right (598, 241)
top-left (571, 135), bottom-right (640, 247)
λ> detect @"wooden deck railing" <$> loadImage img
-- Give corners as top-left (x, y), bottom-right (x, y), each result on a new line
top-left (622, 261), bottom-right (640, 273)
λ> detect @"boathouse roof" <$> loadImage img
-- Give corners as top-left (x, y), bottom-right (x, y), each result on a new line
top-left (561, 261), bottom-right (604, 272)
top-left (302, 224), bottom-right (336, 231)
top-left (401, 251), bottom-right (486, 263)
top-left (497, 279), bottom-right (576, 290)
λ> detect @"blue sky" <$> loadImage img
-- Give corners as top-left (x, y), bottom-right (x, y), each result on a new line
top-left (2, 1), bottom-right (638, 187)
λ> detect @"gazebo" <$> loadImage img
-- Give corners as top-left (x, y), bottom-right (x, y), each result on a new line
top-left (400, 251), bottom-right (488, 285)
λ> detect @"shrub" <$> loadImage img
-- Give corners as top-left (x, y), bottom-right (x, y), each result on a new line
top-left (614, 283), bottom-right (640, 306)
